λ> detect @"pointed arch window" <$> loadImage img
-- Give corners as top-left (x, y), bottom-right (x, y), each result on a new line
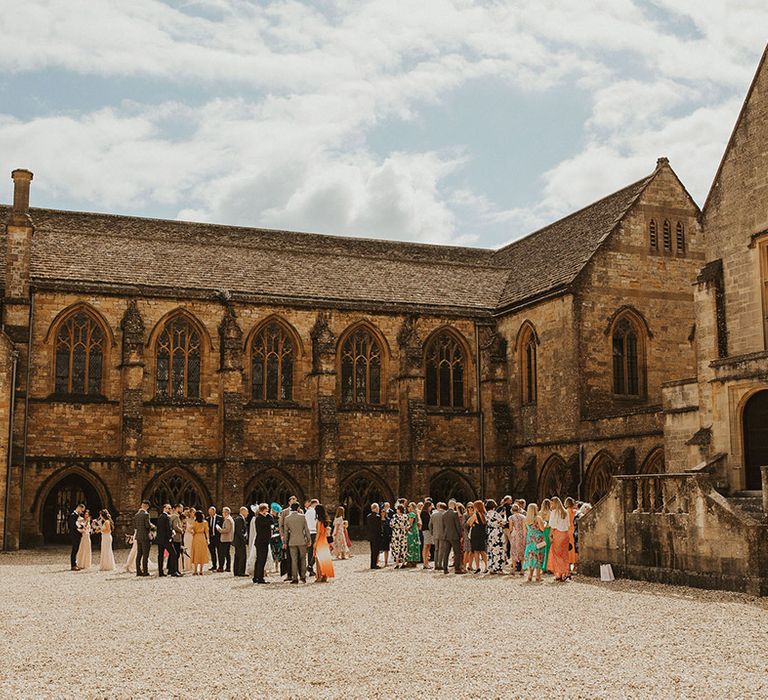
top-left (156, 315), bottom-right (201, 400)
top-left (341, 328), bottom-right (382, 404)
top-left (251, 322), bottom-right (294, 401)
top-left (145, 470), bottom-right (206, 517)
top-left (519, 325), bottom-right (537, 405)
top-left (425, 332), bottom-right (465, 407)
top-left (54, 310), bottom-right (105, 395)
top-left (649, 219), bottom-right (658, 250)
top-left (676, 222), bottom-right (685, 253)
top-left (612, 316), bottom-right (642, 396)
top-left (662, 219), bottom-right (672, 251)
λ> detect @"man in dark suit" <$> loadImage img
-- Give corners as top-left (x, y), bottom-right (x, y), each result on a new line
top-left (252, 503), bottom-right (273, 584)
top-left (429, 503), bottom-right (446, 573)
top-left (442, 501), bottom-right (464, 574)
top-left (156, 503), bottom-right (180, 577)
top-left (366, 502), bottom-right (381, 569)
top-left (233, 506), bottom-right (249, 577)
top-left (207, 506), bottom-right (222, 571)
top-left (68, 503), bottom-right (85, 571)
top-left (133, 500), bottom-right (153, 577)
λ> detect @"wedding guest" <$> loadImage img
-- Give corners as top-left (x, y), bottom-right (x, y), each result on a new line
top-left (246, 504), bottom-right (259, 577)
top-left (485, 499), bottom-right (506, 574)
top-left (269, 503), bottom-right (283, 574)
top-left (278, 496), bottom-right (298, 579)
top-left (507, 503), bottom-right (527, 575)
top-left (462, 502), bottom-right (475, 571)
top-left (305, 499), bottom-right (319, 577)
top-left (252, 503), bottom-right (273, 584)
top-left (156, 503), bottom-right (180, 577)
top-left (217, 507), bottom-right (234, 572)
top-left (522, 503), bottom-right (546, 583)
top-left (390, 504), bottom-right (409, 569)
top-left (343, 519), bottom-right (352, 554)
top-left (284, 502), bottom-right (311, 584)
top-left (429, 502), bottom-right (446, 572)
top-left (366, 502), bottom-right (381, 569)
top-left (441, 501), bottom-right (463, 574)
top-left (207, 506), bottom-right (222, 572)
top-left (380, 502), bottom-right (393, 567)
top-left (133, 500), bottom-right (153, 577)
top-left (455, 502), bottom-right (467, 572)
top-left (332, 506), bottom-right (350, 560)
top-left (233, 506), bottom-right (249, 577)
top-left (182, 508), bottom-right (195, 573)
top-left (68, 503), bottom-right (85, 571)
top-left (76, 510), bottom-right (93, 570)
top-left (565, 496), bottom-right (578, 571)
top-left (98, 509), bottom-right (115, 572)
top-left (170, 504), bottom-right (185, 572)
top-left (420, 501), bottom-right (433, 569)
top-left (548, 497), bottom-right (571, 582)
top-left (313, 504), bottom-right (335, 582)
top-left (406, 502), bottom-right (421, 566)
top-left (539, 498), bottom-right (552, 573)
top-left (468, 500), bottom-right (488, 573)
top-left (190, 510), bottom-right (210, 576)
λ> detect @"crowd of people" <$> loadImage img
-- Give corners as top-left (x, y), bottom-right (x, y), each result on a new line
top-left (66, 493), bottom-right (592, 585)
top-left (366, 496), bottom-right (593, 581)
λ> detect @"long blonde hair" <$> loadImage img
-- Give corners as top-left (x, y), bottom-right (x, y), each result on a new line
top-left (525, 503), bottom-right (539, 527)
top-left (539, 498), bottom-right (551, 520)
top-left (550, 496), bottom-right (567, 519)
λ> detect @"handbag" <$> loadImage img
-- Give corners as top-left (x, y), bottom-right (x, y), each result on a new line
top-left (535, 540), bottom-right (546, 549)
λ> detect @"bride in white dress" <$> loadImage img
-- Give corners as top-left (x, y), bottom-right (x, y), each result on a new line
top-left (98, 509), bottom-right (116, 571)
top-left (123, 530), bottom-right (157, 573)
top-left (75, 511), bottom-right (93, 570)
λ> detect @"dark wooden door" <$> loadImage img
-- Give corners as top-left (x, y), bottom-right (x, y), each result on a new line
top-left (743, 391), bottom-right (768, 490)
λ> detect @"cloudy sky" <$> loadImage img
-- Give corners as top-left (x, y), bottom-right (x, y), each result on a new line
top-left (0, 1), bottom-right (765, 248)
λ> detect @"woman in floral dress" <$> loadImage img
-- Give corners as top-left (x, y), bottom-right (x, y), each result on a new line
top-left (332, 506), bottom-right (350, 560)
top-left (390, 504), bottom-right (409, 569)
top-left (507, 503), bottom-right (527, 575)
top-left (405, 502), bottom-right (421, 565)
top-left (484, 499), bottom-right (506, 574)
top-left (522, 504), bottom-right (547, 582)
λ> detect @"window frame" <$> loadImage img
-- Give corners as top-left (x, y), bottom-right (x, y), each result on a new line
top-left (610, 313), bottom-right (646, 399)
top-left (337, 323), bottom-right (387, 407)
top-left (152, 311), bottom-right (206, 403)
top-left (249, 319), bottom-right (297, 403)
top-left (518, 323), bottom-right (538, 406)
top-left (424, 329), bottom-right (467, 409)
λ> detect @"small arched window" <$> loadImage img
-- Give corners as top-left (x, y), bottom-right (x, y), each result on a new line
top-left (156, 315), bottom-right (201, 400)
top-left (519, 325), bottom-right (537, 405)
top-left (341, 328), bottom-right (382, 404)
top-left (676, 222), bottom-right (685, 253)
top-left (649, 219), bottom-right (658, 250)
top-left (55, 310), bottom-right (105, 395)
top-left (662, 220), bottom-right (672, 251)
top-left (425, 332), bottom-right (465, 408)
top-left (251, 322), bottom-right (294, 401)
top-left (612, 317), bottom-right (642, 396)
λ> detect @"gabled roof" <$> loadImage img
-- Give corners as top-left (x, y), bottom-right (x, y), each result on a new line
top-left (491, 173), bottom-right (655, 310)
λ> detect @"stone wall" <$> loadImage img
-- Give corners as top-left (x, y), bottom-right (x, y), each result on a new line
top-left (0, 332), bottom-right (16, 548)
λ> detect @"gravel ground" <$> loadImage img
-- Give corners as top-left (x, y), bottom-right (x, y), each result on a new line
top-left (1, 545), bottom-right (767, 700)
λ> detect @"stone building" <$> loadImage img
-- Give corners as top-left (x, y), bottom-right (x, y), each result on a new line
top-left (0, 152), bottom-right (703, 548)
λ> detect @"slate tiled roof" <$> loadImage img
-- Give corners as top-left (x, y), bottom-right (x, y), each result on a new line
top-left (0, 168), bottom-right (657, 313)
top-left (491, 175), bottom-right (654, 309)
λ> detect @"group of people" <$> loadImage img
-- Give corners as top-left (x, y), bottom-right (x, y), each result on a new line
top-left (365, 496), bottom-right (592, 582)
top-left (67, 497), bottom-right (353, 585)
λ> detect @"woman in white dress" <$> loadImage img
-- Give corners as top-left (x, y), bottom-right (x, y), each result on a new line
top-left (332, 506), bottom-right (350, 559)
top-left (246, 505), bottom-right (258, 577)
top-left (123, 530), bottom-right (158, 573)
top-left (76, 511), bottom-right (93, 570)
top-left (98, 509), bottom-right (116, 571)
top-left (182, 508), bottom-right (195, 573)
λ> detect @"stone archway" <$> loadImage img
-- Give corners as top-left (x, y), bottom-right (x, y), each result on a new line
top-left (142, 468), bottom-right (210, 519)
top-left (538, 454), bottom-right (576, 502)
top-left (429, 469), bottom-right (476, 505)
top-left (245, 469), bottom-right (304, 509)
top-left (39, 469), bottom-right (106, 544)
top-left (743, 390), bottom-right (768, 490)
top-left (339, 470), bottom-right (393, 535)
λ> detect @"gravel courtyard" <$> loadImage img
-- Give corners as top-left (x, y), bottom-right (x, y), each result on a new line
top-left (1, 545), bottom-right (767, 699)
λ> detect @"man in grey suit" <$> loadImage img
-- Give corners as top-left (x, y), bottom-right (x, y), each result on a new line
top-left (217, 507), bottom-right (235, 572)
top-left (442, 500), bottom-right (464, 574)
top-left (429, 502), bottom-right (446, 573)
top-left (283, 502), bottom-right (311, 583)
top-left (133, 500), bottom-right (154, 577)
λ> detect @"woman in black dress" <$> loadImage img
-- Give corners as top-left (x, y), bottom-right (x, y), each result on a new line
top-left (467, 499), bottom-right (488, 573)
top-left (379, 502), bottom-right (393, 567)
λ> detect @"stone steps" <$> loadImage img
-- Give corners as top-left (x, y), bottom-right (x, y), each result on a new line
top-left (727, 492), bottom-right (767, 522)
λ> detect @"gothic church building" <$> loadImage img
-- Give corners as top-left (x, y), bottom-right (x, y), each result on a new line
top-left (0, 153), bottom-right (702, 547)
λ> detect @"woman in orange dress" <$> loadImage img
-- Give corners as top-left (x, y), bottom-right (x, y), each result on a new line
top-left (313, 504), bottom-right (335, 582)
top-left (548, 497), bottom-right (571, 582)
top-left (190, 510), bottom-right (210, 576)
top-left (564, 496), bottom-right (578, 570)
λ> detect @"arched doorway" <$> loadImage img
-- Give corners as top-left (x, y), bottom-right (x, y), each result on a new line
top-left (143, 469), bottom-right (209, 519)
top-left (538, 454), bottom-right (576, 502)
top-left (245, 470), bottom-right (304, 509)
top-left (743, 390), bottom-right (768, 490)
top-left (41, 473), bottom-right (103, 544)
top-left (585, 452), bottom-right (618, 504)
top-left (340, 470), bottom-right (392, 536)
top-left (429, 470), bottom-right (476, 504)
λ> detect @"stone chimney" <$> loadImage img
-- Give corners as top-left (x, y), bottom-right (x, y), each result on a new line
top-left (9, 169), bottom-right (33, 226)
top-left (656, 156), bottom-right (670, 168)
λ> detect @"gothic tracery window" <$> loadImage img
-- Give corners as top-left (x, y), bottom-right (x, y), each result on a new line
top-left (251, 322), bottom-right (294, 401)
top-left (156, 315), bottom-right (201, 400)
top-left (247, 471), bottom-right (301, 508)
top-left (146, 470), bottom-right (205, 517)
top-left (612, 316), bottom-right (642, 396)
top-left (341, 328), bottom-right (382, 405)
top-left (425, 331), bottom-right (464, 408)
top-left (519, 325), bottom-right (537, 405)
top-left (54, 310), bottom-right (105, 395)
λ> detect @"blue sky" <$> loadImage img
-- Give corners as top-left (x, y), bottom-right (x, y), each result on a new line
top-left (0, 1), bottom-right (765, 248)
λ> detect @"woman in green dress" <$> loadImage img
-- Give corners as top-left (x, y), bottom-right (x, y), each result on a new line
top-left (406, 502), bottom-right (421, 565)
top-left (539, 498), bottom-right (552, 572)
